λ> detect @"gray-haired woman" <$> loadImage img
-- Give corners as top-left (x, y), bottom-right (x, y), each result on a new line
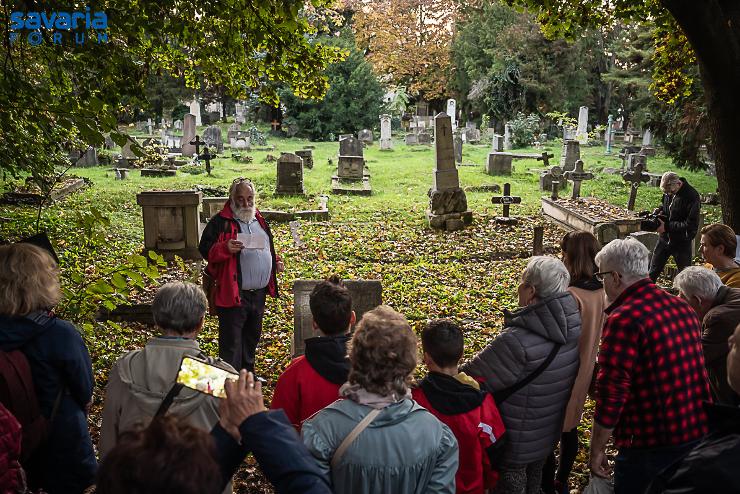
top-left (461, 256), bottom-right (582, 494)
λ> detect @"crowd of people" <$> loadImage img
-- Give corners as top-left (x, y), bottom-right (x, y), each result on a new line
top-left (1, 176), bottom-right (740, 494)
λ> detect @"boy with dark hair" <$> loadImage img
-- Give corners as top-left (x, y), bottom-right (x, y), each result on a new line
top-left (271, 276), bottom-right (355, 431)
top-left (412, 320), bottom-right (506, 494)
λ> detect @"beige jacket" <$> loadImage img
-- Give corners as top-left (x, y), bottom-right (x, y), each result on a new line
top-left (562, 286), bottom-right (607, 431)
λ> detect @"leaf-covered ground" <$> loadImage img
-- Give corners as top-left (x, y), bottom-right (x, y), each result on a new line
top-left (0, 130), bottom-right (722, 493)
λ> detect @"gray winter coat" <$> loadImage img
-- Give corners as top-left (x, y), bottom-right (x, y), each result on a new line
top-left (302, 398), bottom-right (459, 494)
top-left (460, 292), bottom-right (581, 466)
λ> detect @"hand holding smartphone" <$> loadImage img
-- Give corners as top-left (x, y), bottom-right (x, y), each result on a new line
top-left (176, 356), bottom-right (238, 398)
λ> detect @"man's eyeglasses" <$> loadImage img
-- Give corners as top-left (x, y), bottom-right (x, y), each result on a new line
top-left (595, 271), bottom-right (620, 282)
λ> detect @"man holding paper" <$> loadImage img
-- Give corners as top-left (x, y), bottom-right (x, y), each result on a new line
top-left (199, 178), bottom-right (284, 372)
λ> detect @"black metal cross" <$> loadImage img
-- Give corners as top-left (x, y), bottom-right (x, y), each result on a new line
top-left (536, 152), bottom-right (554, 168)
top-left (491, 182), bottom-right (522, 218)
top-left (190, 135), bottom-right (205, 157)
top-left (199, 145), bottom-right (216, 175)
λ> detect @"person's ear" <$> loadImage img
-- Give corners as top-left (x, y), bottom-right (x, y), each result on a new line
top-left (195, 316), bottom-right (205, 333)
top-left (422, 351), bottom-right (432, 366)
top-left (311, 319), bottom-right (320, 333)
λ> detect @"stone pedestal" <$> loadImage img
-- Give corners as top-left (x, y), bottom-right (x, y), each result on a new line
top-left (486, 152), bottom-right (513, 175)
top-left (137, 190), bottom-right (202, 259)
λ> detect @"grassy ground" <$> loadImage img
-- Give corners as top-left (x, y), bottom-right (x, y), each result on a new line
top-left (0, 128), bottom-right (721, 492)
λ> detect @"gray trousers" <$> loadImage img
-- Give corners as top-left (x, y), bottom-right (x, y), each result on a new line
top-left (494, 460), bottom-right (546, 494)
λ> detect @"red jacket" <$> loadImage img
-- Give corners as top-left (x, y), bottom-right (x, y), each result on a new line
top-left (270, 335), bottom-right (350, 432)
top-left (0, 402), bottom-right (23, 494)
top-left (198, 202), bottom-right (279, 308)
top-left (413, 373), bottom-right (506, 494)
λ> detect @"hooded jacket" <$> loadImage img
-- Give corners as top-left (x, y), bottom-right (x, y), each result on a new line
top-left (302, 398), bottom-right (459, 494)
top-left (657, 177), bottom-right (701, 244)
top-left (99, 337), bottom-right (236, 458)
top-left (412, 373), bottom-right (506, 494)
top-left (460, 292), bottom-right (581, 466)
top-left (198, 201), bottom-right (280, 308)
top-left (0, 312), bottom-right (96, 494)
top-left (270, 335), bottom-right (350, 431)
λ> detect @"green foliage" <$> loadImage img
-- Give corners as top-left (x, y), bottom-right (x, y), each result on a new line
top-left (139, 144), bottom-right (169, 169)
top-left (385, 87), bottom-right (411, 117)
top-left (249, 126), bottom-right (267, 146)
top-left (509, 113), bottom-right (541, 148)
top-left (281, 31), bottom-right (384, 140)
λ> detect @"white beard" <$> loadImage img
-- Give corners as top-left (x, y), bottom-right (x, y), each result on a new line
top-left (231, 201), bottom-right (256, 223)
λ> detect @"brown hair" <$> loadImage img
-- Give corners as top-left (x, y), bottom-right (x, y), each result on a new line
top-left (0, 243), bottom-right (61, 317)
top-left (348, 305), bottom-right (417, 397)
top-left (701, 224), bottom-right (737, 258)
top-left (561, 231), bottom-right (601, 284)
top-left (96, 415), bottom-right (222, 494)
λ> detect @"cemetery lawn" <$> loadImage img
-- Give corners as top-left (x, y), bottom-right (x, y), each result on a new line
top-left (0, 134), bottom-right (721, 492)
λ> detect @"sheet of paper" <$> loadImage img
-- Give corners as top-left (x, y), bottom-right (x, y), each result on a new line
top-left (237, 233), bottom-right (267, 250)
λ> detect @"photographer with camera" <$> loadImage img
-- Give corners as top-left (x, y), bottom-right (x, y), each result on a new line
top-left (647, 172), bottom-right (701, 282)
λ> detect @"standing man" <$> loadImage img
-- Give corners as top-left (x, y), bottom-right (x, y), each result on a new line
top-left (199, 178), bottom-right (284, 372)
top-left (589, 238), bottom-right (710, 494)
top-left (649, 171), bottom-right (701, 281)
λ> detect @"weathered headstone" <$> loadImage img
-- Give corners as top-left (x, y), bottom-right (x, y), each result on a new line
top-left (358, 129), bottom-right (373, 144)
top-left (539, 165), bottom-right (566, 192)
top-left (491, 183), bottom-right (522, 222)
top-left (465, 127), bottom-right (481, 144)
top-left (136, 190), bottom-right (202, 260)
top-left (453, 133), bottom-right (463, 164)
top-left (446, 99), bottom-right (457, 129)
top-left (173, 119), bottom-right (183, 130)
top-left (605, 114), bottom-right (614, 154)
top-left (622, 161), bottom-right (650, 211)
top-left (560, 139), bottom-right (581, 171)
top-left (189, 100), bottom-right (202, 127)
top-left (405, 133), bottom-right (418, 145)
top-left (76, 147), bottom-right (98, 167)
top-left (180, 114), bottom-right (197, 156)
top-left (564, 159), bottom-right (594, 199)
top-left (427, 112), bottom-right (472, 231)
top-left (576, 106), bottom-right (589, 144)
top-left (418, 132), bottom-right (432, 145)
top-left (380, 114), bottom-right (392, 150)
top-left (337, 136), bottom-right (364, 180)
top-left (627, 152), bottom-right (648, 172)
top-left (503, 123), bottom-right (512, 150)
top-left (486, 152), bottom-right (513, 176)
top-left (202, 126), bottom-right (224, 153)
top-left (640, 128), bottom-right (656, 156)
top-left (295, 149), bottom-right (313, 170)
top-left (492, 134), bottom-right (504, 152)
top-left (292, 280), bottom-right (382, 357)
top-left (275, 153), bottom-right (304, 195)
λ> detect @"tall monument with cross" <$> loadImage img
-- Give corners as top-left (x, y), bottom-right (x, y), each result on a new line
top-left (564, 159), bottom-right (594, 200)
top-left (426, 112), bottom-right (473, 231)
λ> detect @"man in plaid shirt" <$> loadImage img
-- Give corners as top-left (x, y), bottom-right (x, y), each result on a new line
top-left (589, 238), bottom-right (711, 494)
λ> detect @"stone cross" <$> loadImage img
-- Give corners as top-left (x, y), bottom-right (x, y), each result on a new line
top-left (564, 159), bottom-right (594, 199)
top-left (536, 152), bottom-right (554, 168)
top-left (270, 120), bottom-right (280, 131)
top-left (491, 183), bottom-right (522, 218)
top-left (622, 161), bottom-right (650, 210)
top-left (189, 135), bottom-right (205, 158)
top-left (199, 145), bottom-right (216, 175)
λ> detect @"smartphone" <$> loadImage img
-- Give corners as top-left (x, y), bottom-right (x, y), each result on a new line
top-left (176, 356), bottom-right (238, 398)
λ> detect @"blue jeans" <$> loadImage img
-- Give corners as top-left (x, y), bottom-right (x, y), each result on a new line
top-left (614, 441), bottom-right (698, 494)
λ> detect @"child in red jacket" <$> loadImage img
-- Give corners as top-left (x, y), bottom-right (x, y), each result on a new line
top-left (271, 276), bottom-right (355, 432)
top-left (412, 320), bottom-right (506, 494)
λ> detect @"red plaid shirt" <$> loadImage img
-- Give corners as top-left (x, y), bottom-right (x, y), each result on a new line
top-left (595, 278), bottom-right (710, 448)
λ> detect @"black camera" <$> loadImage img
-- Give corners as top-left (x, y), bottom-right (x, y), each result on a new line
top-left (638, 211), bottom-right (667, 232)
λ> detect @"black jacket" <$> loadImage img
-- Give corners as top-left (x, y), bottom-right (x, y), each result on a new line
top-left (657, 177), bottom-right (701, 244)
top-left (647, 403), bottom-right (740, 493)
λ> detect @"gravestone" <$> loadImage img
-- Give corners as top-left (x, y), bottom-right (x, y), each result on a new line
top-left (202, 126), bottom-right (224, 153)
top-left (180, 114), bottom-right (197, 156)
top-left (292, 280), bottom-right (382, 357)
top-left (465, 127), bottom-right (481, 144)
top-left (275, 153), bottom-right (304, 196)
top-left (418, 132), bottom-right (432, 145)
top-left (605, 114), bottom-right (614, 154)
top-left (380, 114), bottom-right (392, 150)
top-left (104, 134), bottom-right (115, 149)
top-left (295, 149), bottom-right (313, 170)
top-left (427, 112), bottom-right (472, 231)
top-left (564, 159), bottom-right (594, 199)
top-left (576, 106), bottom-right (589, 144)
top-left (146, 118), bottom-right (153, 135)
top-left (333, 136), bottom-right (370, 194)
top-left (228, 123), bottom-right (239, 132)
top-left (358, 129), bottom-right (373, 144)
top-left (453, 133), bottom-right (463, 164)
top-left (136, 190), bottom-right (202, 259)
top-left (486, 152), bottom-right (513, 176)
top-left (627, 153), bottom-right (648, 172)
top-left (189, 100), bottom-right (202, 127)
top-left (560, 140), bottom-right (581, 171)
top-left (563, 126), bottom-right (576, 140)
top-left (640, 128), bottom-right (655, 156)
top-left (76, 147), bottom-right (98, 167)
top-left (405, 133), bottom-right (418, 145)
top-left (622, 161), bottom-right (650, 211)
top-left (446, 99), bottom-right (457, 129)
top-left (491, 183), bottom-right (522, 223)
top-left (201, 197), bottom-right (227, 223)
top-left (174, 119), bottom-right (183, 130)
top-left (492, 134), bottom-right (504, 152)
top-left (539, 165), bottom-right (566, 192)
top-left (503, 123), bottom-right (512, 150)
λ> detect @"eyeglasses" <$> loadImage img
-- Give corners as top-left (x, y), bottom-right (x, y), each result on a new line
top-left (595, 271), bottom-right (619, 282)
top-left (232, 177), bottom-right (252, 185)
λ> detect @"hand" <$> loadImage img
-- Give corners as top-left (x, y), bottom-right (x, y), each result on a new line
top-left (590, 448), bottom-right (611, 479)
top-left (656, 218), bottom-right (666, 234)
top-left (219, 370), bottom-right (266, 442)
top-left (227, 239), bottom-right (244, 254)
top-left (276, 259), bottom-right (285, 273)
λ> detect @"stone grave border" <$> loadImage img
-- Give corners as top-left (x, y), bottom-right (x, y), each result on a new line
top-left (541, 196), bottom-right (642, 245)
top-left (0, 178), bottom-right (86, 205)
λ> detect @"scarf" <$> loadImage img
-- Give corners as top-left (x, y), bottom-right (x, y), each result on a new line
top-left (339, 382), bottom-right (411, 409)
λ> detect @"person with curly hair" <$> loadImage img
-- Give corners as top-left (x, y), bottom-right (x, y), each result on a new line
top-left (301, 305), bottom-right (459, 494)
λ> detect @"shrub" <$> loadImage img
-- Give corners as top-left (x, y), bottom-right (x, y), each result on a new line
top-left (509, 113), bottom-right (541, 148)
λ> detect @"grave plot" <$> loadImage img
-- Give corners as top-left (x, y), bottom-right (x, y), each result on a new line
top-left (332, 136), bottom-right (372, 195)
top-left (1, 177), bottom-right (87, 205)
top-left (541, 196), bottom-right (642, 244)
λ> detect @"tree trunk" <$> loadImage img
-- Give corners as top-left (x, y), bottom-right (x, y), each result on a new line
top-left (665, 0), bottom-right (740, 231)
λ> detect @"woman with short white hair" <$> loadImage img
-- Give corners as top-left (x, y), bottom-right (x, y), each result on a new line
top-left (461, 256), bottom-right (582, 494)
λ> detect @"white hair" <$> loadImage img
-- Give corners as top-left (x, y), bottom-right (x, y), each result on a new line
top-left (522, 256), bottom-right (570, 299)
top-left (594, 237), bottom-right (649, 279)
top-left (661, 172), bottom-right (680, 186)
top-left (673, 266), bottom-right (723, 301)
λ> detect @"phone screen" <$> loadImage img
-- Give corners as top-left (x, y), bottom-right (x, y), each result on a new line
top-left (176, 356), bottom-right (238, 398)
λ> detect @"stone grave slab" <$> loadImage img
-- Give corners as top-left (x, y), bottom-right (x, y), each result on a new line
top-left (541, 196), bottom-right (641, 245)
top-left (141, 169), bottom-right (177, 177)
top-left (295, 149), bottom-right (314, 169)
top-left (275, 153), bottom-right (305, 196)
top-left (486, 152), bottom-right (513, 176)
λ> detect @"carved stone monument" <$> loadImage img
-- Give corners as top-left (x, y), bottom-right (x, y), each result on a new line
top-left (136, 190), bottom-right (202, 260)
top-left (275, 153), bottom-right (305, 196)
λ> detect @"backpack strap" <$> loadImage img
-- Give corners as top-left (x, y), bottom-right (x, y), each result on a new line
top-left (331, 408), bottom-right (382, 469)
top-left (493, 343), bottom-right (562, 404)
top-left (155, 383), bottom-right (184, 418)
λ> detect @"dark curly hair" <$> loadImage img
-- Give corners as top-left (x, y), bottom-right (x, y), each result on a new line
top-left (348, 305), bottom-right (417, 397)
top-left (309, 275), bottom-right (353, 335)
